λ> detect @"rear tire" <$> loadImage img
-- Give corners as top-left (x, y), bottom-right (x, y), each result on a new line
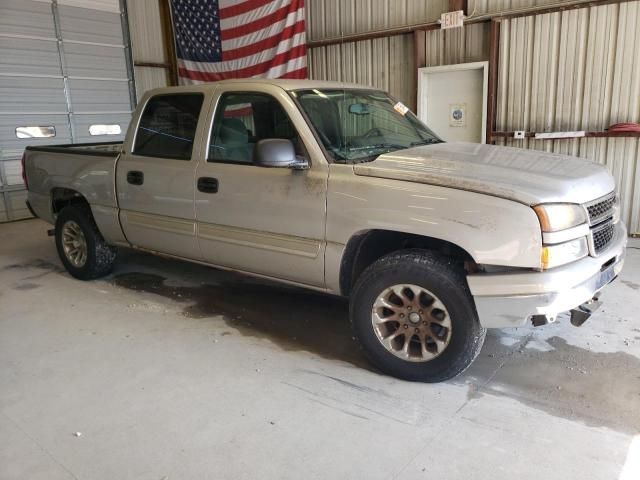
top-left (350, 250), bottom-right (485, 382)
top-left (55, 205), bottom-right (117, 280)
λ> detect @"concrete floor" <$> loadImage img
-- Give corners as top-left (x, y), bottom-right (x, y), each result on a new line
top-left (1, 219), bottom-right (639, 480)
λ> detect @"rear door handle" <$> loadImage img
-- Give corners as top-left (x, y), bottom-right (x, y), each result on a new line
top-left (197, 177), bottom-right (219, 194)
top-left (126, 170), bottom-right (144, 185)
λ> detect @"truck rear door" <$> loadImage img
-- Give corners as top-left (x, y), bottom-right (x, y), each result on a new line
top-left (116, 91), bottom-right (207, 259)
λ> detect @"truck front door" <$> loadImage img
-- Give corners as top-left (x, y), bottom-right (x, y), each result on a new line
top-left (194, 86), bottom-right (328, 287)
top-left (116, 91), bottom-right (207, 259)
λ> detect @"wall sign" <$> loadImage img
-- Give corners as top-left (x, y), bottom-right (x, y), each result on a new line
top-left (449, 104), bottom-right (466, 127)
top-left (440, 11), bottom-right (464, 30)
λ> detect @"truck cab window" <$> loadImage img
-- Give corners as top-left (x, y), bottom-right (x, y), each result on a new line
top-left (134, 93), bottom-right (203, 160)
top-left (209, 92), bottom-right (305, 164)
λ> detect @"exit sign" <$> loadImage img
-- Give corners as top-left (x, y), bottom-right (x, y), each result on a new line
top-left (440, 10), bottom-right (464, 29)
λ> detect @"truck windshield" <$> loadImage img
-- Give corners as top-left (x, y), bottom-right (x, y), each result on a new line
top-left (292, 89), bottom-right (442, 163)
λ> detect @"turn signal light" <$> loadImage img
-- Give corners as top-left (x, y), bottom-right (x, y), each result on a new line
top-left (541, 237), bottom-right (588, 269)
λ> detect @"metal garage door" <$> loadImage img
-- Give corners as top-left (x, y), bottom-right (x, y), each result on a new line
top-left (0, 0), bottom-right (135, 222)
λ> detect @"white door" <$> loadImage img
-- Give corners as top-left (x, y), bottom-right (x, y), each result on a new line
top-left (417, 62), bottom-right (488, 143)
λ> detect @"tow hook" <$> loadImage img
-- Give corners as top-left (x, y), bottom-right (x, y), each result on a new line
top-left (531, 314), bottom-right (556, 327)
top-left (570, 294), bottom-right (602, 327)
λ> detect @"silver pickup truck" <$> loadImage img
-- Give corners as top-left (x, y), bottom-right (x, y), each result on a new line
top-left (23, 79), bottom-right (626, 382)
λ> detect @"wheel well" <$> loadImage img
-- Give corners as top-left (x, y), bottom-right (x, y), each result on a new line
top-left (51, 188), bottom-right (90, 216)
top-left (339, 230), bottom-right (475, 296)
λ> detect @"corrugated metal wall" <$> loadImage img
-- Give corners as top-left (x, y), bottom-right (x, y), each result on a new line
top-left (306, 0), bottom-right (448, 40)
top-left (306, 0), bottom-right (450, 106)
top-left (495, 1), bottom-right (640, 232)
top-left (422, 22), bottom-right (489, 66)
top-left (469, 0), bottom-right (598, 15)
top-left (308, 35), bottom-right (417, 109)
top-left (126, 0), bottom-right (171, 99)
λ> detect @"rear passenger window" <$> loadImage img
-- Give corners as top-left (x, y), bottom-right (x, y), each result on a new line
top-left (208, 92), bottom-right (304, 164)
top-left (134, 93), bottom-right (203, 160)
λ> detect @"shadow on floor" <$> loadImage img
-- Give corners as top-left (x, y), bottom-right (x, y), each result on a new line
top-left (111, 261), bottom-right (371, 369)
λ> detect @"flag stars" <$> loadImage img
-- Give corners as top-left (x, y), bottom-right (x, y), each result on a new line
top-left (171, 0), bottom-right (223, 63)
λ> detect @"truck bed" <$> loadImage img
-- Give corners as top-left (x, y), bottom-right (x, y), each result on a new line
top-left (25, 141), bottom-right (123, 157)
top-left (24, 141), bottom-right (123, 225)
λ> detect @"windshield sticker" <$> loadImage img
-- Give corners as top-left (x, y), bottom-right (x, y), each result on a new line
top-left (393, 102), bottom-right (409, 116)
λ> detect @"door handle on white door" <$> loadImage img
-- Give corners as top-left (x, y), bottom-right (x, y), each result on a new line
top-left (197, 177), bottom-right (219, 194)
top-left (126, 170), bottom-right (144, 185)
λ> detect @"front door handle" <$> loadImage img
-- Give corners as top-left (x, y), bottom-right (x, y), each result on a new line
top-left (197, 177), bottom-right (219, 194)
top-left (127, 170), bottom-right (144, 186)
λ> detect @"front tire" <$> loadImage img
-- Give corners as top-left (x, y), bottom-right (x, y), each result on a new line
top-left (350, 250), bottom-right (485, 382)
top-left (55, 205), bottom-right (117, 280)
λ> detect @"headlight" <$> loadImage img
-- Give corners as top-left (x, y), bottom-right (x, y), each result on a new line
top-left (541, 237), bottom-right (589, 269)
top-left (533, 203), bottom-right (587, 232)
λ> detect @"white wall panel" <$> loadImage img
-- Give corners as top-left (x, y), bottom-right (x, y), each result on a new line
top-left (0, 0), bottom-right (56, 38)
top-left (58, 0), bottom-right (120, 13)
top-left (0, 0), bottom-right (132, 222)
top-left (6, 190), bottom-right (31, 220)
top-left (58, 4), bottom-right (125, 45)
top-left (133, 66), bottom-right (170, 100)
top-left (127, 0), bottom-right (167, 63)
top-left (0, 77), bottom-right (68, 114)
top-left (0, 197), bottom-right (7, 223)
top-left (68, 78), bottom-right (131, 113)
top-left (3, 160), bottom-right (24, 186)
top-left (125, 0), bottom-right (170, 97)
top-left (63, 42), bottom-right (128, 78)
top-left (0, 37), bottom-right (60, 77)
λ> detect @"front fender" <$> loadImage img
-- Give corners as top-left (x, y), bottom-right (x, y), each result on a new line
top-left (325, 165), bottom-right (542, 291)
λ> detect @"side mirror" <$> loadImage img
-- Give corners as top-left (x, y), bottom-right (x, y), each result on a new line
top-left (254, 139), bottom-right (309, 169)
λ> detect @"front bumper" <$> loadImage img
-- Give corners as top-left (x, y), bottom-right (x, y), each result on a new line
top-left (468, 222), bottom-right (627, 328)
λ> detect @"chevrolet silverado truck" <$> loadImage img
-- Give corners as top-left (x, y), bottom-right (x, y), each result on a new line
top-left (22, 79), bottom-right (627, 382)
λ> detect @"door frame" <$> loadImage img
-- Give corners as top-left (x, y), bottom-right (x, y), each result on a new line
top-left (417, 61), bottom-right (489, 144)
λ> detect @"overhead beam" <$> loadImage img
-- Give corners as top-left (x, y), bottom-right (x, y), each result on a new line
top-left (134, 61), bottom-right (173, 69)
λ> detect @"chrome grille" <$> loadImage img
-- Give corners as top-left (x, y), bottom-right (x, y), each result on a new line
top-left (585, 192), bottom-right (615, 226)
top-left (584, 192), bottom-right (617, 256)
top-left (592, 221), bottom-right (615, 254)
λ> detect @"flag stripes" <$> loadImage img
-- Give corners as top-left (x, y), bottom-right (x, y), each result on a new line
top-left (171, 0), bottom-right (307, 85)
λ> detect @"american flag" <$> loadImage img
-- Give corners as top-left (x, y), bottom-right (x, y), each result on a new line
top-left (170, 0), bottom-right (307, 84)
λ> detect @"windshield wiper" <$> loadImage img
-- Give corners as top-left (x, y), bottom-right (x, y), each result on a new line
top-left (410, 138), bottom-right (442, 146)
top-left (360, 143), bottom-right (407, 151)
top-left (347, 156), bottom-right (380, 165)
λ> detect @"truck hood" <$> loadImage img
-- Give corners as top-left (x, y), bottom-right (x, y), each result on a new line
top-left (353, 142), bottom-right (615, 205)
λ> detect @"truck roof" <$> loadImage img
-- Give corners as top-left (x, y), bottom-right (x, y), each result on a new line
top-left (144, 78), bottom-right (379, 95)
